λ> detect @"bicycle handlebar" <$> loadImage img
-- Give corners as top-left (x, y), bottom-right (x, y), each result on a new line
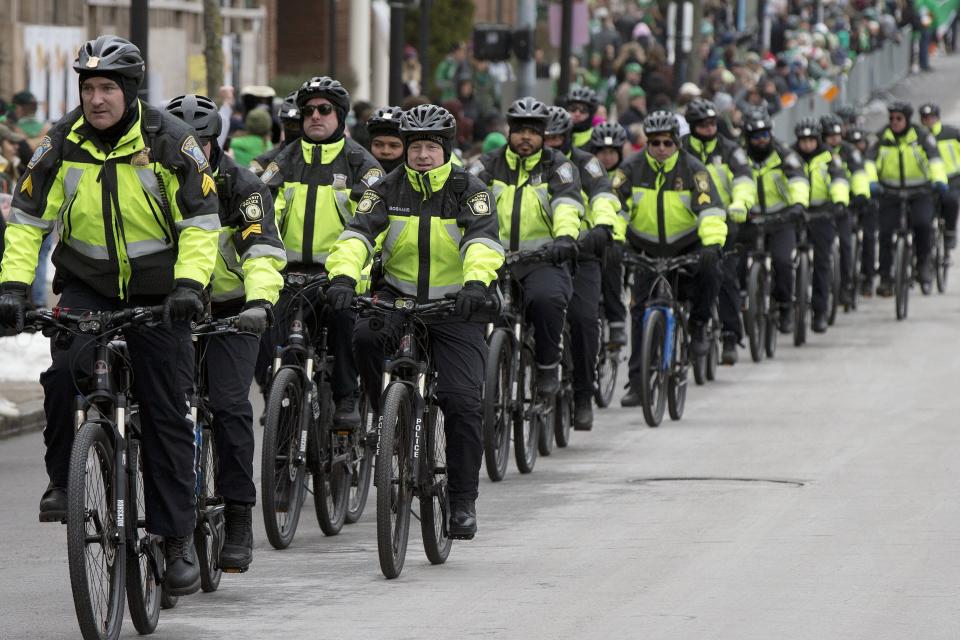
top-left (504, 247), bottom-right (552, 266)
top-left (25, 305), bottom-right (165, 334)
top-left (190, 315), bottom-right (241, 335)
top-left (622, 251), bottom-right (702, 272)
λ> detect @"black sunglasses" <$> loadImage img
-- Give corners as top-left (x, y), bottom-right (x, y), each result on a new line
top-left (748, 130), bottom-right (772, 140)
top-left (568, 104), bottom-right (591, 114)
top-left (301, 103), bottom-right (335, 117)
top-left (647, 138), bottom-right (676, 148)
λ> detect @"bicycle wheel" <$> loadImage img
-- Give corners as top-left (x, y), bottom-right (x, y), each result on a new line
top-left (706, 308), bottom-right (719, 381)
top-left (421, 405), bottom-right (452, 563)
top-left (692, 337), bottom-right (707, 386)
top-left (376, 383), bottom-right (414, 579)
top-left (67, 421), bottom-right (125, 640)
top-left (513, 345), bottom-right (539, 473)
top-left (667, 313), bottom-right (688, 422)
top-left (640, 309), bottom-right (667, 428)
top-left (745, 261), bottom-right (765, 363)
top-left (160, 588), bottom-right (177, 610)
top-left (482, 329), bottom-right (512, 481)
top-left (794, 252), bottom-right (809, 347)
top-left (313, 381), bottom-right (349, 536)
top-left (828, 242), bottom-right (841, 326)
top-left (895, 236), bottom-right (910, 320)
top-left (125, 437), bottom-right (161, 635)
top-left (850, 230), bottom-right (862, 310)
top-left (765, 276), bottom-right (778, 359)
top-left (594, 338), bottom-right (619, 409)
top-left (196, 427), bottom-right (224, 589)
top-left (260, 367), bottom-right (308, 550)
top-left (935, 223), bottom-right (948, 293)
top-left (345, 395), bottom-right (374, 524)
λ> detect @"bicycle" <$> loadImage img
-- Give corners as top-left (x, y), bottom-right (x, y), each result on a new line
top-left (828, 227), bottom-right (842, 326)
top-left (846, 204), bottom-right (865, 312)
top-left (622, 251), bottom-right (700, 427)
top-left (740, 210), bottom-right (794, 362)
top-left (890, 187), bottom-right (928, 320)
top-left (356, 296), bottom-right (460, 579)
top-left (692, 304), bottom-right (720, 385)
top-left (26, 306), bottom-right (167, 640)
top-left (261, 272), bottom-right (372, 549)
top-left (794, 213), bottom-right (814, 346)
top-left (594, 315), bottom-right (622, 408)
top-left (933, 194), bottom-right (951, 293)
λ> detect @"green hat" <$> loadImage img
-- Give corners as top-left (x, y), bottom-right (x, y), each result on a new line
top-left (625, 62), bottom-right (643, 74)
top-left (244, 108), bottom-right (272, 136)
top-left (629, 86), bottom-right (646, 99)
top-left (482, 131), bottom-right (507, 153)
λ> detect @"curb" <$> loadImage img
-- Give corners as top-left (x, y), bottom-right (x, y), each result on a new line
top-left (0, 400), bottom-right (45, 440)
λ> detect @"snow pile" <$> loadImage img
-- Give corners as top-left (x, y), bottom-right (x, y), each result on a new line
top-left (0, 332), bottom-right (50, 382)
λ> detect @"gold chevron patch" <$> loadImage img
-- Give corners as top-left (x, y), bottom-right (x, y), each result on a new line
top-left (201, 172), bottom-right (217, 197)
top-left (20, 174), bottom-right (32, 197)
top-left (241, 223), bottom-right (262, 240)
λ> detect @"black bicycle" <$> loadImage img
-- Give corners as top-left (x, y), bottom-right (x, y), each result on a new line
top-left (26, 306), bottom-right (168, 640)
top-left (357, 296), bottom-right (459, 579)
top-left (622, 251), bottom-right (700, 427)
top-left (594, 315), bottom-right (622, 407)
top-left (793, 214), bottom-right (814, 346)
top-left (740, 210), bottom-right (795, 362)
top-left (890, 188), bottom-right (929, 320)
top-left (846, 204), bottom-right (865, 312)
top-left (933, 194), bottom-right (951, 293)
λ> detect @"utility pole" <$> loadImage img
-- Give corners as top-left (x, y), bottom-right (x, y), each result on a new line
top-left (687, 0), bottom-right (704, 89)
top-left (328, 0), bottom-right (337, 76)
top-left (388, 0), bottom-right (407, 105)
top-left (202, 0), bottom-right (224, 99)
top-left (517, 0), bottom-right (538, 97)
top-left (130, 0), bottom-right (149, 100)
top-left (419, 0), bottom-right (431, 96)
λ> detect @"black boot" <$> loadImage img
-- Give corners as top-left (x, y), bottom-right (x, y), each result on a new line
top-left (620, 385), bottom-right (642, 407)
top-left (876, 279), bottom-right (894, 298)
top-left (38, 483), bottom-right (67, 523)
top-left (535, 364), bottom-right (560, 396)
top-left (333, 395), bottom-right (361, 431)
top-left (812, 313), bottom-right (828, 333)
top-left (608, 322), bottom-right (627, 347)
top-left (573, 396), bottom-right (593, 431)
top-left (778, 304), bottom-right (794, 334)
top-left (449, 500), bottom-right (477, 540)
top-left (220, 503), bottom-right (253, 573)
top-left (689, 322), bottom-right (709, 358)
top-left (721, 332), bottom-right (738, 365)
top-left (164, 534), bottom-right (201, 596)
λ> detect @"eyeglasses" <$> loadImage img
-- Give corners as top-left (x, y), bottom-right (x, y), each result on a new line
top-left (748, 131), bottom-right (772, 140)
top-left (647, 138), bottom-right (676, 148)
top-left (567, 104), bottom-right (591, 114)
top-left (301, 103), bottom-right (335, 117)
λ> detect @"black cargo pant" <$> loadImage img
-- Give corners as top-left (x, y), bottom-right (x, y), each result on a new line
top-left (859, 201), bottom-right (879, 281)
top-left (515, 263), bottom-right (573, 366)
top-left (808, 211), bottom-right (836, 317)
top-left (940, 180), bottom-right (960, 236)
top-left (878, 192), bottom-right (934, 280)
top-left (354, 305), bottom-right (486, 503)
top-left (600, 243), bottom-right (627, 328)
top-left (41, 280), bottom-right (197, 537)
top-left (835, 207), bottom-right (853, 291)
top-left (718, 221), bottom-right (744, 340)
top-left (734, 220), bottom-right (797, 306)
top-left (627, 245), bottom-right (721, 387)
top-left (568, 259), bottom-right (602, 401)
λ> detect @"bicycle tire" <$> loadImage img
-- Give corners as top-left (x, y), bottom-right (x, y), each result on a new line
top-left (706, 308), bottom-right (719, 381)
top-left (850, 231), bottom-right (862, 311)
top-left (67, 421), bottom-right (125, 640)
top-left (828, 241), bottom-right (841, 326)
top-left (345, 395), bottom-right (374, 524)
top-left (482, 329), bottom-right (512, 481)
top-left (667, 313), bottom-right (688, 422)
top-left (125, 437), bottom-right (161, 635)
top-left (895, 236), bottom-right (910, 320)
top-left (555, 331), bottom-right (574, 442)
top-left (536, 389), bottom-right (555, 457)
top-left (936, 224), bottom-right (948, 293)
top-left (594, 340), bottom-right (619, 408)
top-left (794, 252), bottom-right (809, 347)
top-left (376, 383), bottom-right (414, 579)
top-left (196, 428), bottom-right (224, 590)
top-left (513, 346), bottom-right (539, 473)
top-left (420, 405), bottom-right (452, 564)
top-left (260, 367), bottom-right (308, 550)
top-left (746, 261), bottom-right (765, 363)
top-left (640, 309), bottom-right (667, 428)
top-left (313, 381), bottom-right (349, 536)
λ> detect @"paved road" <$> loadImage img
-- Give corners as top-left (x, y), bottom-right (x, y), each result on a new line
top-left (5, 58), bottom-right (960, 640)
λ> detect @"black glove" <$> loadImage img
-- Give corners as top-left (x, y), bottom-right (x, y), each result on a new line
top-left (852, 194), bottom-right (869, 210)
top-left (699, 244), bottom-right (722, 273)
top-left (163, 279), bottom-right (205, 325)
top-left (548, 236), bottom-right (579, 265)
top-left (0, 282), bottom-right (29, 334)
top-left (454, 281), bottom-right (488, 320)
top-left (326, 275), bottom-right (356, 312)
top-left (785, 204), bottom-right (806, 223)
top-left (236, 299), bottom-right (273, 334)
top-left (583, 224), bottom-right (613, 258)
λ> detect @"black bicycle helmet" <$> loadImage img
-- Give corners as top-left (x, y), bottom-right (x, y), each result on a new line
top-left (919, 102), bottom-right (940, 118)
top-left (278, 92), bottom-right (299, 123)
top-left (887, 100), bottom-right (913, 121)
top-left (590, 122), bottom-right (628, 149)
top-left (545, 105), bottom-right (573, 136)
top-left (685, 98), bottom-right (719, 125)
top-left (296, 76), bottom-right (350, 113)
top-left (506, 96), bottom-right (549, 133)
top-left (845, 128), bottom-right (866, 144)
top-left (367, 106), bottom-right (404, 139)
top-left (836, 104), bottom-right (858, 125)
top-left (795, 117), bottom-right (821, 139)
top-left (165, 94), bottom-right (222, 139)
top-left (73, 35), bottom-right (145, 84)
top-left (642, 110), bottom-right (679, 137)
top-left (742, 107), bottom-right (774, 134)
top-left (400, 104), bottom-right (456, 163)
top-left (563, 85), bottom-right (600, 108)
top-left (819, 114), bottom-right (843, 137)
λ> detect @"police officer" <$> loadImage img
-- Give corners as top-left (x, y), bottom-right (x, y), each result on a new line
top-left (682, 98), bottom-right (757, 365)
top-left (846, 127), bottom-right (879, 296)
top-left (918, 103), bottom-right (960, 251)
top-left (471, 97), bottom-right (583, 395)
top-left (793, 118), bottom-right (849, 333)
top-left (543, 106), bottom-right (619, 430)
top-left (165, 94), bottom-right (285, 572)
top-left (0, 36), bottom-right (221, 595)
top-left (867, 101), bottom-right (949, 296)
top-left (249, 91), bottom-right (300, 176)
top-left (563, 85), bottom-right (600, 150)
top-left (325, 104), bottom-right (504, 539)
top-left (822, 113), bottom-right (870, 306)
top-left (365, 106), bottom-right (405, 174)
top-left (615, 111), bottom-right (726, 407)
top-left (261, 76), bottom-right (383, 428)
top-left (742, 107), bottom-right (809, 333)
top-left (589, 122), bottom-right (631, 349)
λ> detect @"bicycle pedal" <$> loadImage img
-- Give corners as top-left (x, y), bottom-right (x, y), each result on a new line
top-left (450, 532), bottom-right (475, 541)
top-left (221, 567), bottom-right (248, 574)
top-left (39, 512), bottom-right (67, 524)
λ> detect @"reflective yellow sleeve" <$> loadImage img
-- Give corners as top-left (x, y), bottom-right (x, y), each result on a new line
top-left (325, 237), bottom-right (370, 283)
top-left (864, 160), bottom-right (878, 184)
top-left (731, 175), bottom-right (758, 212)
top-left (241, 254), bottom-right (285, 304)
top-left (612, 210), bottom-right (628, 242)
top-left (175, 227), bottom-right (221, 286)
top-left (587, 193), bottom-right (621, 228)
top-left (930, 157), bottom-right (949, 185)
top-left (850, 168), bottom-right (870, 197)
top-left (830, 178), bottom-right (850, 206)
top-left (552, 200), bottom-right (583, 239)
top-left (463, 241), bottom-right (505, 286)
top-left (698, 214), bottom-right (728, 246)
top-left (0, 224), bottom-right (44, 284)
top-left (788, 176), bottom-right (810, 208)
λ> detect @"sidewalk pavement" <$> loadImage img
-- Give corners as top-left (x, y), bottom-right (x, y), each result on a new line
top-left (0, 381), bottom-right (44, 439)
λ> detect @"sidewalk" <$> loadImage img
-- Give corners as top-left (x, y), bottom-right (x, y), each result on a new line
top-left (0, 380), bottom-right (44, 439)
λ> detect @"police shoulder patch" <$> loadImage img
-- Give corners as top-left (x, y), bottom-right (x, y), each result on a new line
top-left (362, 167), bottom-right (383, 187)
top-left (784, 153), bottom-right (802, 170)
top-left (733, 148), bottom-right (748, 166)
top-left (356, 189), bottom-right (382, 214)
top-left (27, 136), bottom-right (53, 169)
top-left (585, 157), bottom-right (604, 178)
top-left (851, 149), bottom-right (863, 165)
top-left (181, 135), bottom-right (209, 173)
top-left (239, 192), bottom-right (264, 222)
top-left (557, 162), bottom-right (575, 184)
top-left (611, 169), bottom-right (627, 189)
top-left (249, 159), bottom-right (263, 175)
top-left (260, 162), bottom-right (280, 185)
top-left (466, 191), bottom-right (492, 216)
top-left (693, 170), bottom-right (711, 193)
